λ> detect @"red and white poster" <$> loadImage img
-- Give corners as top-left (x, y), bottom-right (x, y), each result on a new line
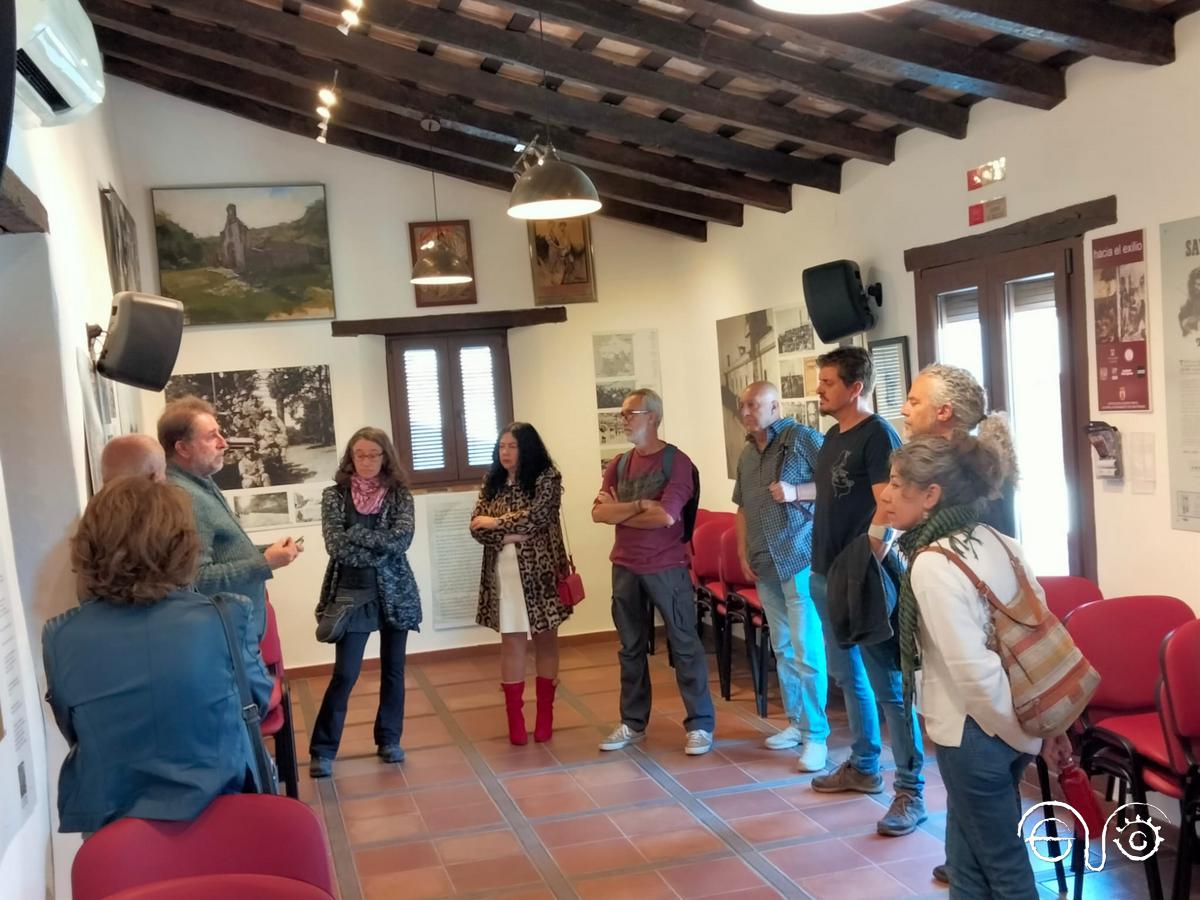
top-left (1092, 230), bottom-right (1150, 411)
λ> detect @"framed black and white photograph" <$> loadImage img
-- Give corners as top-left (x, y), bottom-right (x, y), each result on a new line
top-left (233, 492), bottom-right (291, 530)
top-left (596, 379), bottom-right (634, 410)
top-left (99, 185), bottom-right (142, 294)
top-left (165, 364), bottom-right (336, 492)
top-left (869, 336), bottom-right (912, 425)
top-left (593, 333), bottom-right (634, 379)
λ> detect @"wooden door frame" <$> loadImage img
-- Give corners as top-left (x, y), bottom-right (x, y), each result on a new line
top-left (907, 199), bottom-right (1117, 582)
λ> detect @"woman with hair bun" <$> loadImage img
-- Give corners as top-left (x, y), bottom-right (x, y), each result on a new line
top-left (883, 434), bottom-right (1071, 899)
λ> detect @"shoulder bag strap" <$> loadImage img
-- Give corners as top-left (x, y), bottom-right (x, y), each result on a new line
top-left (210, 595), bottom-right (275, 793)
top-left (919, 545), bottom-right (1036, 627)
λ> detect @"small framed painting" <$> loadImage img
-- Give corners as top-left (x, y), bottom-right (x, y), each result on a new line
top-left (528, 217), bottom-right (597, 304)
top-left (408, 219), bottom-right (477, 307)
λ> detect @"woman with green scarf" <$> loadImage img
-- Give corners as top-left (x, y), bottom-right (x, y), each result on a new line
top-left (883, 434), bottom-right (1072, 899)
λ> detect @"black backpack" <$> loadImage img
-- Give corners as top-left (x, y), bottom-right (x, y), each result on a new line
top-left (616, 444), bottom-right (700, 543)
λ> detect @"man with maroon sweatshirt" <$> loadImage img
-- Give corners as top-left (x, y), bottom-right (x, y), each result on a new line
top-left (592, 389), bottom-right (714, 756)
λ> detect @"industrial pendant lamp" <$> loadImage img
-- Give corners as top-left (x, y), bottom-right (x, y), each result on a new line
top-left (507, 10), bottom-right (600, 220)
top-left (752, 0), bottom-right (911, 13)
top-left (411, 117), bottom-right (473, 286)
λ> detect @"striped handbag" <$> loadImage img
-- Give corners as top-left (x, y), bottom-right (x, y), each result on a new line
top-left (919, 526), bottom-right (1099, 738)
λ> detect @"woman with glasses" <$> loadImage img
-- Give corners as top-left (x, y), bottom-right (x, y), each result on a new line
top-left (309, 427), bottom-right (421, 778)
top-left (470, 423), bottom-right (572, 745)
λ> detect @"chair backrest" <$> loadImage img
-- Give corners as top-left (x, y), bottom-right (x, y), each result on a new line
top-left (72, 795), bottom-right (334, 900)
top-left (1159, 618), bottom-right (1200, 774)
top-left (692, 517), bottom-right (733, 583)
top-left (718, 527), bottom-right (752, 592)
top-left (259, 598), bottom-right (284, 670)
top-left (1063, 595), bottom-right (1193, 715)
top-left (1036, 575), bottom-right (1103, 620)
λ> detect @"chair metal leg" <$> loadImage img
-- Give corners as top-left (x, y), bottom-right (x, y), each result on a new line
top-left (1036, 756), bottom-right (1068, 896)
top-left (1072, 833), bottom-right (1086, 900)
top-left (718, 612), bottom-right (733, 701)
top-left (1129, 763), bottom-right (1165, 900)
top-left (1174, 796), bottom-right (1194, 900)
top-left (744, 620), bottom-right (759, 704)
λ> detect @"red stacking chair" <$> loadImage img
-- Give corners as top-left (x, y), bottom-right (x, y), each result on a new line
top-left (1037, 575), bottom-right (1103, 621)
top-left (72, 794), bottom-right (335, 900)
top-left (691, 513), bottom-right (734, 650)
top-left (260, 597), bottom-right (300, 799)
top-left (1064, 595), bottom-right (1194, 900)
top-left (717, 528), bottom-right (770, 716)
top-left (1156, 619), bottom-right (1200, 900)
top-left (106, 873), bottom-right (333, 899)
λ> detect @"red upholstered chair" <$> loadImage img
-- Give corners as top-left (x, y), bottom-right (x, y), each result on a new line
top-left (691, 513), bottom-right (735, 650)
top-left (260, 597), bottom-right (299, 799)
top-left (106, 873), bottom-right (333, 899)
top-left (717, 527), bottom-right (770, 715)
top-left (1065, 595), bottom-right (1194, 900)
top-left (72, 795), bottom-right (335, 900)
top-left (1154, 619), bottom-right (1200, 900)
top-left (1036, 575), bottom-right (1103, 621)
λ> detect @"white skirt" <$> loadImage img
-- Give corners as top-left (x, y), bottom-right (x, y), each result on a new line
top-left (497, 544), bottom-right (531, 635)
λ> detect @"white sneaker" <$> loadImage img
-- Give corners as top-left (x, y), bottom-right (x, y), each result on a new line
top-left (797, 740), bottom-right (828, 773)
top-left (685, 730), bottom-right (714, 756)
top-left (764, 724), bottom-right (804, 750)
top-left (599, 723), bottom-right (645, 751)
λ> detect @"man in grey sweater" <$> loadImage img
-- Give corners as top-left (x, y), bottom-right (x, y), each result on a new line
top-left (159, 396), bottom-right (301, 636)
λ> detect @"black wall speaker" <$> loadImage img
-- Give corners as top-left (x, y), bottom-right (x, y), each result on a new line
top-left (95, 292), bottom-right (184, 391)
top-left (802, 260), bottom-right (882, 343)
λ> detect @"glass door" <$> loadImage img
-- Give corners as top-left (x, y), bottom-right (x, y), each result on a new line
top-left (915, 242), bottom-right (1093, 577)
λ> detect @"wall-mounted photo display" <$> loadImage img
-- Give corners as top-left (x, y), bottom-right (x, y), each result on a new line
top-left (529, 217), bottom-right (597, 304)
top-left (165, 364), bottom-right (337, 531)
top-left (408, 219), bottom-right (477, 308)
top-left (99, 185), bottom-right (142, 294)
top-left (592, 330), bottom-right (662, 473)
top-left (152, 184), bottom-right (335, 326)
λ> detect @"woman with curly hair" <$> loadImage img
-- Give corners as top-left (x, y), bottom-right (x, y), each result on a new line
top-left (470, 423), bottom-right (572, 745)
top-left (43, 477), bottom-right (272, 833)
top-left (309, 427), bottom-right (421, 778)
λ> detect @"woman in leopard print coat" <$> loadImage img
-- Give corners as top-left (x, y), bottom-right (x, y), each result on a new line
top-left (470, 423), bottom-right (572, 745)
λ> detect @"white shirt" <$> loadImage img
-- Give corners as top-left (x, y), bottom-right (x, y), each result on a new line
top-left (911, 525), bottom-right (1043, 756)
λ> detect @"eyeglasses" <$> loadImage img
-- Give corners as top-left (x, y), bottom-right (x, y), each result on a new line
top-left (619, 410), bottom-right (652, 420)
top-left (353, 451), bottom-right (383, 461)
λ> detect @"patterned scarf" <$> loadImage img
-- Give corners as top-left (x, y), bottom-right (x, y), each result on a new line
top-left (350, 474), bottom-right (387, 515)
top-left (895, 499), bottom-right (987, 732)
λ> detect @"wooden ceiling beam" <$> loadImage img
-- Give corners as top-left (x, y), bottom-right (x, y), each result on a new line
top-left (912, 0), bottom-right (1174, 66)
top-left (96, 27), bottom-right (744, 225)
top-left (102, 57), bottom-right (709, 240)
top-left (84, 0), bottom-right (790, 212)
top-left (670, 0), bottom-right (1064, 109)
top-left (99, 0), bottom-right (838, 189)
top-left (303, 0), bottom-right (895, 163)
top-left (482, 0), bottom-right (967, 137)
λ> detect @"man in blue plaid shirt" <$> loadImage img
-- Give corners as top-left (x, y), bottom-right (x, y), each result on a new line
top-left (732, 381), bottom-right (829, 773)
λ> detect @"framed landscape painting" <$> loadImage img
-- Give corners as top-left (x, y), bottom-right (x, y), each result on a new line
top-left (152, 184), bottom-right (336, 326)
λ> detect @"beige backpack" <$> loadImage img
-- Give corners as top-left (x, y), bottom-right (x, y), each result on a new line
top-left (919, 526), bottom-right (1099, 738)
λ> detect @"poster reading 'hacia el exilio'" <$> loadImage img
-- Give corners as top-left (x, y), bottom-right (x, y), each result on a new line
top-left (1092, 230), bottom-right (1150, 411)
top-left (1159, 217), bottom-right (1200, 533)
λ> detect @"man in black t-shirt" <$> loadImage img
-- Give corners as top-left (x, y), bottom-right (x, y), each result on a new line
top-left (808, 348), bottom-right (926, 837)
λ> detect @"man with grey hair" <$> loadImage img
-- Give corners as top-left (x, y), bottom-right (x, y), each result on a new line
top-left (733, 381), bottom-right (829, 772)
top-left (592, 388), bottom-right (715, 756)
top-left (100, 434), bottom-right (166, 484)
top-left (902, 364), bottom-right (1018, 538)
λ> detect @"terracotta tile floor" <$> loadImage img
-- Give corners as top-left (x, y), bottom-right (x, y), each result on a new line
top-left (289, 636), bottom-right (1179, 899)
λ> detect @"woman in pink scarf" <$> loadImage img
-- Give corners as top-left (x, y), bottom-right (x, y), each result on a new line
top-left (310, 427), bottom-right (421, 778)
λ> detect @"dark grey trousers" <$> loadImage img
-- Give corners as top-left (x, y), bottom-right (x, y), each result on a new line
top-left (612, 564), bottom-right (715, 733)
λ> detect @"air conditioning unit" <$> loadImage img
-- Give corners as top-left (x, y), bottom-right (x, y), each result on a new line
top-left (14, 0), bottom-right (105, 127)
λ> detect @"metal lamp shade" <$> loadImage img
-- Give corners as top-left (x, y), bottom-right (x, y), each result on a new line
top-left (752, 0), bottom-right (910, 11)
top-left (507, 158), bottom-right (601, 220)
top-left (410, 236), bottom-right (473, 285)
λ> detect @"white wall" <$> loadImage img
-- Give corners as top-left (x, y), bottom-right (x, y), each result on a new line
top-left (106, 77), bottom-right (844, 668)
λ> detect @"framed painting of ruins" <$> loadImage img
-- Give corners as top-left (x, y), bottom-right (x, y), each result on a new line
top-left (151, 184), bottom-right (336, 326)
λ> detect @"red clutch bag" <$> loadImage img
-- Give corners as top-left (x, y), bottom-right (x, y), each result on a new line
top-left (557, 559), bottom-right (585, 607)
top-left (1058, 763), bottom-right (1105, 838)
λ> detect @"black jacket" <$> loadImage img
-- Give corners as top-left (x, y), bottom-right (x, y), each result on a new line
top-left (825, 534), bottom-right (903, 649)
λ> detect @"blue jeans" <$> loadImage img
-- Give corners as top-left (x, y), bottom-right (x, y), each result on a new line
top-left (937, 718), bottom-right (1038, 899)
top-left (810, 572), bottom-right (924, 794)
top-left (757, 567), bottom-right (829, 742)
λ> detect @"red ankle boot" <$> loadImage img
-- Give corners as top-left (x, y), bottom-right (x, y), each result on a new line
top-left (501, 682), bottom-right (528, 746)
top-left (534, 677), bottom-right (556, 743)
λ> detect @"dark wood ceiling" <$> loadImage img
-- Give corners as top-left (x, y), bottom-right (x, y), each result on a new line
top-left (84, 0), bottom-right (1197, 240)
